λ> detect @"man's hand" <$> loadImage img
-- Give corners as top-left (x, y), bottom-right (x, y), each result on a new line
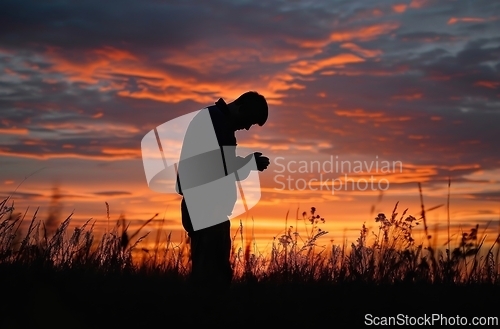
top-left (254, 152), bottom-right (270, 171)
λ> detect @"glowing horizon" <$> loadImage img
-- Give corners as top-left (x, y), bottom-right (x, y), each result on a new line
top-left (1, 0), bottom-right (499, 254)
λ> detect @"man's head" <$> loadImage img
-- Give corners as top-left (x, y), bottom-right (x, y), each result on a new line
top-left (228, 91), bottom-right (268, 131)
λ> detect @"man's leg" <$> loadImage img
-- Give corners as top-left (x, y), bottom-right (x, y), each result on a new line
top-left (217, 220), bottom-right (232, 287)
top-left (189, 221), bottom-right (232, 289)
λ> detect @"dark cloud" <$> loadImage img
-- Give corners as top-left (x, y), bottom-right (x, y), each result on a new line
top-left (93, 191), bottom-right (132, 196)
top-left (0, 191), bottom-right (44, 200)
top-left (468, 191), bottom-right (500, 202)
top-left (0, 0), bottom-right (338, 54)
top-left (397, 31), bottom-right (459, 43)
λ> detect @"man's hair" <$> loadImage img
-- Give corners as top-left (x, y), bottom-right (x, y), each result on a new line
top-left (234, 91), bottom-right (268, 126)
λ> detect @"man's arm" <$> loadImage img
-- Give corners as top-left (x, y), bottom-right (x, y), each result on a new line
top-left (221, 146), bottom-right (269, 180)
top-left (221, 145), bottom-right (254, 181)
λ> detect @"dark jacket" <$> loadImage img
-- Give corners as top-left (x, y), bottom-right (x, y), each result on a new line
top-left (177, 99), bottom-right (252, 233)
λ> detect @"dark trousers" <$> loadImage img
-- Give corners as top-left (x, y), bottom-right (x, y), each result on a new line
top-left (181, 199), bottom-right (232, 290)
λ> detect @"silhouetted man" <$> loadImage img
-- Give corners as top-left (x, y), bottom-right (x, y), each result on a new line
top-left (176, 91), bottom-right (270, 290)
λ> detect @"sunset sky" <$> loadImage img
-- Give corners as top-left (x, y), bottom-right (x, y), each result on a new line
top-left (1, 0), bottom-right (499, 254)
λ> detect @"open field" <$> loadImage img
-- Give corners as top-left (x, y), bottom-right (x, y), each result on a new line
top-left (1, 194), bottom-right (499, 327)
top-left (2, 265), bottom-right (499, 327)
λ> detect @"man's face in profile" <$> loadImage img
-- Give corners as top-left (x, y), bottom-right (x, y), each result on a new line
top-left (233, 105), bottom-right (260, 131)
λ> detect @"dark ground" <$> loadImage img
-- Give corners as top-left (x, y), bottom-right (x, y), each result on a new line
top-left (1, 265), bottom-right (499, 328)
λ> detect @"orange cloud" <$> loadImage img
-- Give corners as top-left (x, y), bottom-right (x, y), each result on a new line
top-left (448, 17), bottom-right (487, 25)
top-left (43, 46), bottom-right (294, 105)
top-left (409, 0), bottom-right (430, 9)
top-left (38, 122), bottom-right (140, 136)
top-left (163, 47), bottom-right (262, 75)
top-left (334, 109), bottom-right (411, 124)
top-left (329, 22), bottom-right (400, 42)
top-left (391, 93), bottom-right (423, 100)
top-left (23, 139), bottom-right (47, 146)
top-left (474, 81), bottom-right (499, 89)
top-left (289, 54), bottom-right (365, 75)
top-left (101, 148), bottom-right (142, 157)
top-left (392, 4), bottom-right (408, 13)
top-left (3, 67), bottom-right (30, 80)
top-left (4, 67), bottom-right (16, 75)
top-left (297, 163), bottom-right (438, 185)
top-left (340, 43), bottom-right (382, 58)
top-left (335, 109), bottom-right (384, 118)
top-left (408, 135), bottom-right (428, 140)
top-left (439, 164), bottom-right (481, 171)
top-left (0, 145), bottom-right (148, 161)
top-left (0, 128), bottom-right (29, 135)
top-left (92, 47), bottom-right (137, 61)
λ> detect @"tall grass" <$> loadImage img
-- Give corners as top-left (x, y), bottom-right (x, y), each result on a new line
top-left (1, 192), bottom-right (499, 285)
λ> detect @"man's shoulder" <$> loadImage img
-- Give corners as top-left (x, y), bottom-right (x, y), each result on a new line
top-left (186, 103), bottom-right (235, 145)
top-left (192, 105), bottom-right (220, 121)
top-left (207, 104), bottom-right (222, 117)
top-left (207, 105), bottom-right (235, 145)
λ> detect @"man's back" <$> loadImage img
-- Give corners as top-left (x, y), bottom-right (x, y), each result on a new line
top-left (177, 104), bottom-right (238, 233)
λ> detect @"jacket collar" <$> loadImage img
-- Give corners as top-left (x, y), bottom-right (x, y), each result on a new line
top-left (215, 98), bottom-right (230, 117)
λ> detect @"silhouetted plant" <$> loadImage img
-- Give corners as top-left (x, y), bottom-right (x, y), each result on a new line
top-left (1, 196), bottom-right (499, 285)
